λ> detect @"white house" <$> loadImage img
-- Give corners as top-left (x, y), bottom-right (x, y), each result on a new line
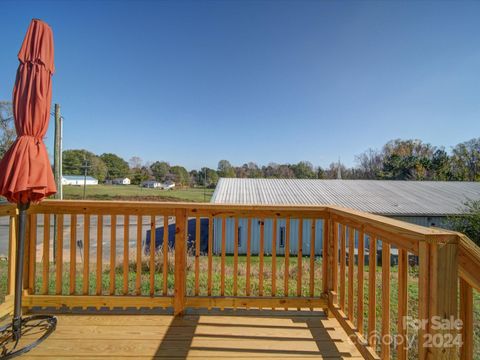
top-left (162, 181), bottom-right (175, 190)
top-left (62, 175), bottom-right (98, 186)
top-left (112, 177), bottom-right (131, 185)
top-left (142, 180), bottom-right (162, 188)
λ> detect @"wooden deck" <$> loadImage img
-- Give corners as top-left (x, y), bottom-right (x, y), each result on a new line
top-left (13, 310), bottom-right (363, 359)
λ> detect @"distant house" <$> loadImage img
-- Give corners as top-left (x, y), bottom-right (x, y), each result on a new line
top-left (112, 177), bottom-right (131, 185)
top-left (141, 180), bottom-right (175, 189)
top-left (62, 175), bottom-right (98, 186)
top-left (162, 181), bottom-right (175, 190)
top-left (142, 180), bottom-right (162, 188)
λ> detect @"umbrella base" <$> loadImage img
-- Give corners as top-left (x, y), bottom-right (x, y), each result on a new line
top-left (0, 314), bottom-right (57, 359)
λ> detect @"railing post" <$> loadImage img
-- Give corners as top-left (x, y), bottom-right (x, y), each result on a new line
top-left (324, 215), bottom-right (335, 317)
top-left (174, 209), bottom-right (187, 316)
top-left (418, 237), bottom-right (459, 360)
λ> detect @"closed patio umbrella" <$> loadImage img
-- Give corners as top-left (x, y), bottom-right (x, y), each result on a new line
top-left (0, 19), bottom-right (57, 359)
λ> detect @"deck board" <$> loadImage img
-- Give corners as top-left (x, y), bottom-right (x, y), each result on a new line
top-left (12, 311), bottom-right (364, 359)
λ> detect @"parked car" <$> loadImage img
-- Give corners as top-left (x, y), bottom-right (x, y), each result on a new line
top-left (145, 218), bottom-right (210, 254)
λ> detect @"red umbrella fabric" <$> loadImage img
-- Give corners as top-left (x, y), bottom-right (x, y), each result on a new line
top-left (0, 19), bottom-right (56, 204)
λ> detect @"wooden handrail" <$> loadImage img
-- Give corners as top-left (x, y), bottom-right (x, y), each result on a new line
top-left (25, 199), bottom-right (329, 217)
top-left (0, 203), bottom-right (16, 216)
top-left (458, 233), bottom-right (480, 291)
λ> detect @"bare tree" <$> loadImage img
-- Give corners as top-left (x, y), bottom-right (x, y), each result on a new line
top-left (355, 148), bottom-right (383, 179)
top-left (0, 101), bottom-right (15, 157)
top-left (129, 156), bottom-right (143, 169)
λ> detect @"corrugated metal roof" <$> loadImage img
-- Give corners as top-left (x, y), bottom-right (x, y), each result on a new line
top-left (211, 178), bottom-right (480, 216)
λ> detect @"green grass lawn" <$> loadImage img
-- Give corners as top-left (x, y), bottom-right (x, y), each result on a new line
top-left (0, 260), bottom-right (6, 304)
top-left (63, 185), bottom-right (214, 202)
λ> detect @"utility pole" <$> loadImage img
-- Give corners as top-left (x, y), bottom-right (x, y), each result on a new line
top-left (53, 103), bottom-right (63, 199)
top-left (53, 104), bottom-right (62, 264)
top-left (81, 157), bottom-right (91, 200)
top-left (204, 167), bottom-right (207, 202)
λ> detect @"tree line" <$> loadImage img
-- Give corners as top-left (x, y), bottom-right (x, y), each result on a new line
top-left (59, 137), bottom-right (480, 188)
top-left (1, 102), bottom-right (479, 184)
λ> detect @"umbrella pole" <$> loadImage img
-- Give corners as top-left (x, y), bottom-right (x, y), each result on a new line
top-left (12, 202), bottom-right (29, 341)
top-left (0, 202), bottom-right (56, 359)
top-left (12, 203), bottom-right (30, 341)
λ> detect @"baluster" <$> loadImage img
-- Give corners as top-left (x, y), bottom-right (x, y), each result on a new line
top-left (83, 214), bottom-right (90, 295)
top-left (418, 241), bottom-right (429, 360)
top-left (459, 278), bottom-right (473, 360)
top-left (284, 218), bottom-right (290, 301)
top-left (233, 217), bottom-right (238, 297)
top-left (348, 227), bottom-right (354, 321)
top-left (163, 215), bottom-right (169, 296)
top-left (221, 216), bottom-right (226, 297)
top-left (42, 214), bottom-right (50, 294)
top-left (123, 215), bottom-right (129, 295)
top-left (195, 216), bottom-right (200, 296)
top-left (272, 218), bottom-right (277, 297)
top-left (322, 219), bottom-right (329, 294)
top-left (7, 216), bottom-right (17, 296)
top-left (23, 216), bottom-right (30, 288)
top-left (207, 215), bottom-right (213, 297)
top-left (339, 224), bottom-right (346, 309)
top-left (309, 219), bottom-right (316, 298)
top-left (332, 221), bottom-right (338, 296)
top-left (397, 248), bottom-right (408, 360)
top-left (368, 235), bottom-right (377, 349)
top-left (96, 215), bottom-right (103, 295)
top-left (357, 230), bottom-right (364, 334)
top-left (136, 215), bottom-right (142, 295)
top-left (149, 215), bottom-right (156, 296)
top-left (381, 241), bottom-right (390, 359)
top-left (259, 218), bottom-right (264, 297)
top-left (297, 218), bottom-right (303, 300)
top-left (70, 215), bottom-right (77, 295)
top-left (55, 214), bottom-right (64, 295)
top-left (110, 215), bottom-right (116, 295)
top-left (28, 214), bottom-right (37, 293)
top-left (246, 218), bottom-right (251, 297)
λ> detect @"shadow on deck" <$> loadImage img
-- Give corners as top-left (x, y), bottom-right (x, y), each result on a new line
top-left (18, 309), bottom-right (363, 359)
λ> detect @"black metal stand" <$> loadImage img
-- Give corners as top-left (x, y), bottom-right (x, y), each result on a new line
top-left (0, 203), bottom-right (56, 359)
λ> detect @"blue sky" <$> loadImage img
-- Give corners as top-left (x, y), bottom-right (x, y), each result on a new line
top-left (1, 0), bottom-right (480, 170)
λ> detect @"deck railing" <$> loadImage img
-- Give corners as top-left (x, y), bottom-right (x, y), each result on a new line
top-left (0, 200), bottom-right (478, 360)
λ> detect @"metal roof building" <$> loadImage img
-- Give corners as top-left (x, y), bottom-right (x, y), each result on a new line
top-left (211, 178), bottom-right (480, 216)
top-left (210, 178), bottom-right (480, 256)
